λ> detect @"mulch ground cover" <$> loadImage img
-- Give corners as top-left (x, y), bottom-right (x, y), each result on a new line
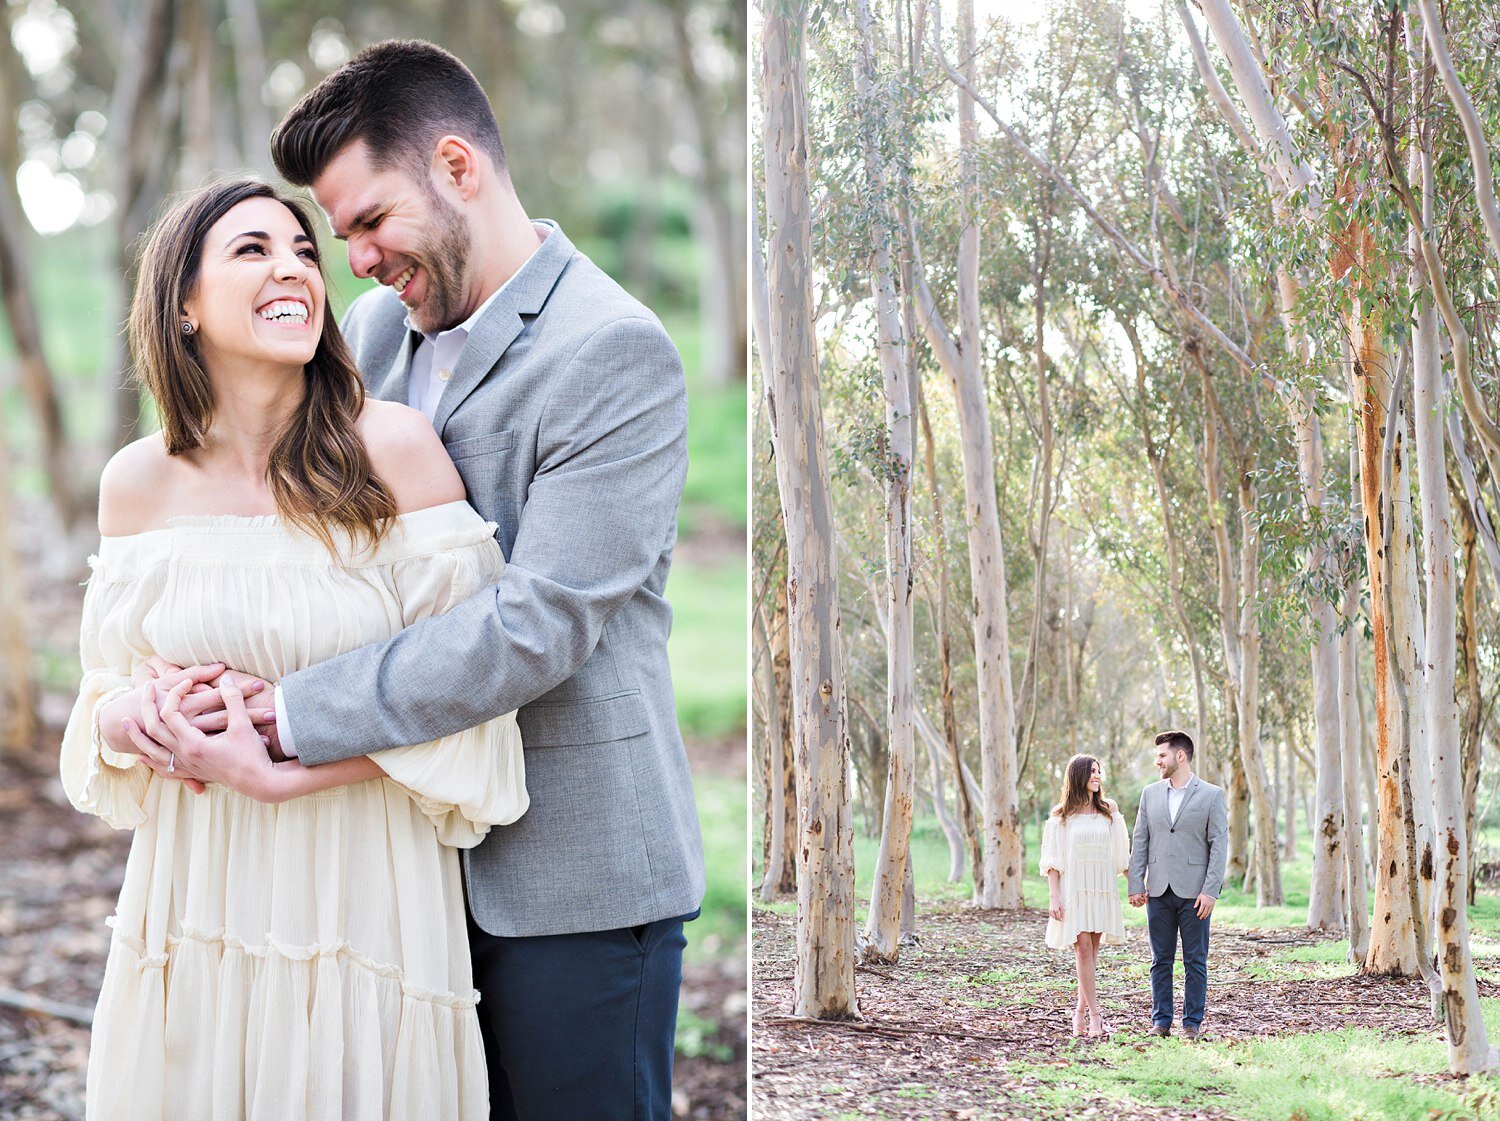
top-left (751, 903), bottom-right (1489, 1120)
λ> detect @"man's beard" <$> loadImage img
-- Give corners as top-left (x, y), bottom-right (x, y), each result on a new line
top-left (406, 186), bottom-right (472, 334)
top-left (1159, 759), bottom-right (1177, 779)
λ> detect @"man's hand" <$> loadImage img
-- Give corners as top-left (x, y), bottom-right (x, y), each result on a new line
top-left (1129, 893), bottom-right (1148, 908)
top-left (101, 663), bottom-right (227, 757)
top-left (181, 669), bottom-right (278, 737)
top-left (121, 676), bottom-right (291, 803)
top-left (1195, 893), bottom-right (1216, 920)
top-left (103, 664), bottom-right (277, 753)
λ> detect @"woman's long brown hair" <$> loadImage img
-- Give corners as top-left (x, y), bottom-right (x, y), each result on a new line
top-left (1052, 754), bottom-right (1113, 822)
top-left (129, 179), bottom-right (396, 553)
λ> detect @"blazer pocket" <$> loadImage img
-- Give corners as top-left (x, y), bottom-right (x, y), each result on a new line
top-left (1187, 854), bottom-right (1206, 865)
top-left (517, 689), bottom-right (650, 748)
top-left (447, 431), bottom-right (515, 460)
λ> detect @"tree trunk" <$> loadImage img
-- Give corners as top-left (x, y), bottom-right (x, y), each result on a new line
top-left (1185, 0), bottom-right (1346, 922)
top-left (1283, 736), bottom-right (1298, 860)
top-left (1349, 314), bottom-right (1419, 976)
top-left (224, 0), bottom-right (272, 177)
top-left (670, 0), bottom-right (747, 388)
top-left (1339, 573), bottom-right (1371, 963)
top-left (1455, 493), bottom-right (1483, 906)
top-left (918, 375), bottom-right (982, 892)
top-left (1225, 690), bottom-right (1250, 885)
top-left (0, 420), bottom-right (36, 755)
top-left (761, 0), bottom-right (858, 1019)
top-left (1199, 361), bottom-right (1279, 904)
top-left (1124, 321), bottom-right (1211, 758)
top-left (0, 9), bottom-right (82, 530)
top-left (1408, 91), bottom-right (1491, 1063)
top-left (923, 726), bottom-right (966, 883)
top-left (108, 0), bottom-right (180, 451)
top-left (856, 0), bottom-right (917, 964)
top-left (911, 0), bottom-right (1022, 910)
top-left (756, 594), bottom-right (795, 902)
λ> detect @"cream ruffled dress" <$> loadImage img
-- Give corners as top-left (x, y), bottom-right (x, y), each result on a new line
top-left (1039, 806), bottom-right (1131, 950)
top-left (59, 501), bottom-right (527, 1121)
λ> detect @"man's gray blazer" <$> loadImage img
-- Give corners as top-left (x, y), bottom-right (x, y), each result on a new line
top-left (1127, 776), bottom-right (1228, 900)
top-left (281, 222), bottom-right (706, 938)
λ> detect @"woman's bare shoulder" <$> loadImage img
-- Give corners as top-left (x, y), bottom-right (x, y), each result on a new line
top-left (358, 400), bottom-right (466, 514)
top-left (97, 433), bottom-right (177, 536)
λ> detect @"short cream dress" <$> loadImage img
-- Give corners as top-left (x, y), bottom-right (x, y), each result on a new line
top-left (59, 502), bottom-right (527, 1121)
top-left (1039, 806), bottom-right (1130, 949)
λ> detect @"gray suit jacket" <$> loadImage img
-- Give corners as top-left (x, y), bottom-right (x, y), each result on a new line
top-left (281, 222), bottom-right (706, 937)
top-left (1127, 776), bottom-right (1228, 900)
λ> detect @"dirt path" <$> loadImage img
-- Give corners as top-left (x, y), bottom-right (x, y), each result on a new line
top-left (751, 904), bottom-right (1483, 1120)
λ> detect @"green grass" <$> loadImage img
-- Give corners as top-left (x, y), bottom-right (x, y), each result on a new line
top-left (675, 770), bottom-right (747, 1061)
top-left (1010, 1003), bottom-right (1500, 1120)
top-left (687, 770), bottom-right (747, 965)
top-left (667, 555), bottom-right (747, 740)
top-left (769, 810), bottom-right (1500, 944)
top-left (662, 309), bottom-right (747, 536)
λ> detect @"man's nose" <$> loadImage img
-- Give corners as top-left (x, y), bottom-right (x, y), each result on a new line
top-left (347, 235), bottom-right (380, 280)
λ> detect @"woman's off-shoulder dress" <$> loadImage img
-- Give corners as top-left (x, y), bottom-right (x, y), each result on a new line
top-left (1039, 808), bottom-right (1130, 950)
top-left (59, 502), bottom-right (526, 1121)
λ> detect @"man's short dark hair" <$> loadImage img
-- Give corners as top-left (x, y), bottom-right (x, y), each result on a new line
top-left (1155, 730), bottom-right (1194, 761)
top-left (271, 40), bottom-right (506, 187)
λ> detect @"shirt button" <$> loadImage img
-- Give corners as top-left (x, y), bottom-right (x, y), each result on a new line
top-left (438, 367), bottom-right (452, 381)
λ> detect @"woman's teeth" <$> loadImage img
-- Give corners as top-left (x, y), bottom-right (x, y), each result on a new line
top-left (258, 301), bottom-right (308, 323)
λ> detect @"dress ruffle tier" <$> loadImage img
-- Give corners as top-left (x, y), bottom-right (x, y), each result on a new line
top-left (59, 501), bottom-right (524, 1120)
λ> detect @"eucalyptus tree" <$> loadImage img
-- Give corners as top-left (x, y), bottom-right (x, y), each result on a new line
top-left (911, 0), bottom-right (1024, 909)
top-left (759, 0), bottom-right (859, 1019)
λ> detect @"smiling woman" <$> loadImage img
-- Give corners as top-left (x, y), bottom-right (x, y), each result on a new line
top-left (116, 180), bottom-right (396, 552)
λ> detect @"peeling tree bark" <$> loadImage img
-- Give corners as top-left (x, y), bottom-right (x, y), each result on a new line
top-left (855, 0), bottom-right (917, 963)
top-left (911, 0), bottom-right (1023, 910)
top-left (761, 0), bottom-right (858, 1019)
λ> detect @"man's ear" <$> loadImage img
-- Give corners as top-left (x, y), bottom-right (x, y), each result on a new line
top-left (432, 135), bottom-right (483, 201)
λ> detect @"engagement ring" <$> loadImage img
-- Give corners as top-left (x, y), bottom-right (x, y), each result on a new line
top-left (167, 752), bottom-right (175, 773)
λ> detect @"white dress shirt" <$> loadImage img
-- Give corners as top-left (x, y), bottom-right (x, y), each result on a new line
top-left (1168, 780), bottom-right (1190, 824)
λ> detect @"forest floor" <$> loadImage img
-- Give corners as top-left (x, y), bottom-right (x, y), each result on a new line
top-left (751, 902), bottom-right (1500, 1121)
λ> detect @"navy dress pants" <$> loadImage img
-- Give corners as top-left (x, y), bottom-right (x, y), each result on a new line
top-left (1147, 890), bottom-right (1210, 1029)
top-left (467, 908), bottom-right (695, 1121)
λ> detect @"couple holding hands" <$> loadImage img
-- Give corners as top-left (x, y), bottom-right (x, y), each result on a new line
top-left (1041, 731), bottom-right (1229, 1042)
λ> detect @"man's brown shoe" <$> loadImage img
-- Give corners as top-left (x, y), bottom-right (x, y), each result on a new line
top-left (1182, 1026), bottom-right (1202, 1042)
top-left (1151, 1024), bottom-right (1171, 1038)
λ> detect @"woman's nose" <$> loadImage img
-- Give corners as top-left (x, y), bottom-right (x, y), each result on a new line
top-left (275, 254), bottom-right (309, 281)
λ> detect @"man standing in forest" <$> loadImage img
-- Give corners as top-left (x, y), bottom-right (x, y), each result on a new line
top-left (1127, 730), bottom-right (1228, 1041)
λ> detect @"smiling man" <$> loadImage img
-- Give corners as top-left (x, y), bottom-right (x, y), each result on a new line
top-left (1126, 730), bottom-right (1228, 1043)
top-left (262, 39), bottom-right (704, 1121)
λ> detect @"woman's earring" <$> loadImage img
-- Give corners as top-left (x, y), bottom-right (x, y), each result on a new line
top-left (181, 321), bottom-right (196, 336)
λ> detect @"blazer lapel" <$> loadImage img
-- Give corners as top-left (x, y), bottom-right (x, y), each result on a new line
top-left (374, 329), bottom-right (416, 404)
top-left (432, 220), bottom-right (575, 437)
top-left (1174, 776), bottom-right (1203, 822)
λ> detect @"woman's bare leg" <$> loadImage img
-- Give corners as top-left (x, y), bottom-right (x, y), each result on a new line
top-left (1088, 932), bottom-right (1107, 1035)
top-left (1076, 932), bottom-right (1100, 1035)
top-left (1072, 937), bottom-right (1088, 1035)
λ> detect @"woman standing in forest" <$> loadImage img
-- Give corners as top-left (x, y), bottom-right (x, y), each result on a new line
top-left (1041, 754), bottom-right (1131, 1039)
top-left (59, 178), bottom-right (525, 1119)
